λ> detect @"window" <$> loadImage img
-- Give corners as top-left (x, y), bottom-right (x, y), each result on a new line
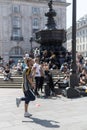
top-left (80, 31), bottom-right (82, 35)
top-left (83, 30), bottom-right (85, 35)
top-left (83, 36), bottom-right (84, 42)
top-left (11, 14), bottom-right (23, 41)
top-left (12, 16), bottom-right (21, 28)
top-left (12, 16), bottom-right (22, 38)
top-left (32, 7), bottom-right (40, 15)
top-left (32, 18), bottom-right (39, 29)
top-left (12, 29), bottom-right (21, 37)
top-left (83, 44), bottom-right (85, 50)
top-left (10, 47), bottom-right (23, 55)
top-left (12, 5), bottom-right (20, 13)
top-left (77, 45), bottom-right (79, 51)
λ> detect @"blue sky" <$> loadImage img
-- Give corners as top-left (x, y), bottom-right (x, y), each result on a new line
top-left (67, 0), bottom-right (87, 28)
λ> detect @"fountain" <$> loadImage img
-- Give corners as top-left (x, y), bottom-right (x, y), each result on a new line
top-left (35, 0), bottom-right (67, 67)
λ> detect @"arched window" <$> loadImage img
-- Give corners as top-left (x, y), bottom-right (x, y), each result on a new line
top-left (9, 46), bottom-right (24, 55)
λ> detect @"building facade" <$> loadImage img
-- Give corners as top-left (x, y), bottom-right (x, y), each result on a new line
top-left (0, 0), bottom-right (69, 63)
top-left (67, 15), bottom-right (87, 57)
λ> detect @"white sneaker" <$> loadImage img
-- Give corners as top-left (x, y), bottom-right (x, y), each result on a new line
top-left (16, 98), bottom-right (21, 107)
top-left (24, 112), bottom-right (32, 117)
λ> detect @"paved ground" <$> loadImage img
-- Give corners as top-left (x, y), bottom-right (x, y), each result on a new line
top-left (0, 88), bottom-right (87, 130)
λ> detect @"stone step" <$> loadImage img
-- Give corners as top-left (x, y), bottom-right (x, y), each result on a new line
top-left (0, 82), bottom-right (22, 84)
top-left (0, 79), bottom-right (22, 82)
top-left (0, 86), bottom-right (22, 88)
top-left (0, 83), bottom-right (22, 85)
top-left (0, 73), bottom-right (22, 77)
top-left (0, 77), bottom-right (22, 81)
top-left (0, 85), bottom-right (22, 88)
top-left (0, 76), bottom-right (23, 88)
top-left (0, 83), bottom-right (22, 88)
top-left (0, 69), bottom-right (66, 88)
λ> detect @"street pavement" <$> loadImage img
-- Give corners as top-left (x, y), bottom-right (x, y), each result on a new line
top-left (0, 88), bottom-right (87, 130)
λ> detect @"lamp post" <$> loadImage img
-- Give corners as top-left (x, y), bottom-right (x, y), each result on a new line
top-left (70, 0), bottom-right (78, 87)
top-left (64, 0), bottom-right (80, 98)
top-left (30, 36), bottom-right (33, 53)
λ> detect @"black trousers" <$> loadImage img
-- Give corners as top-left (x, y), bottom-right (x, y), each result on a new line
top-left (34, 77), bottom-right (41, 94)
top-left (21, 89), bottom-right (36, 104)
top-left (39, 76), bottom-right (44, 91)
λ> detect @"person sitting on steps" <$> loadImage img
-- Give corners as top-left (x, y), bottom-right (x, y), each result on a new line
top-left (3, 63), bottom-right (13, 81)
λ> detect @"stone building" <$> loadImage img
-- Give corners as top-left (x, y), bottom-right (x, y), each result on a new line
top-left (0, 0), bottom-right (69, 63)
top-left (67, 14), bottom-right (87, 57)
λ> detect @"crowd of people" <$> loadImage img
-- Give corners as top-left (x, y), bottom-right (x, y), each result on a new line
top-left (1, 50), bottom-right (87, 117)
top-left (1, 51), bottom-right (87, 89)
